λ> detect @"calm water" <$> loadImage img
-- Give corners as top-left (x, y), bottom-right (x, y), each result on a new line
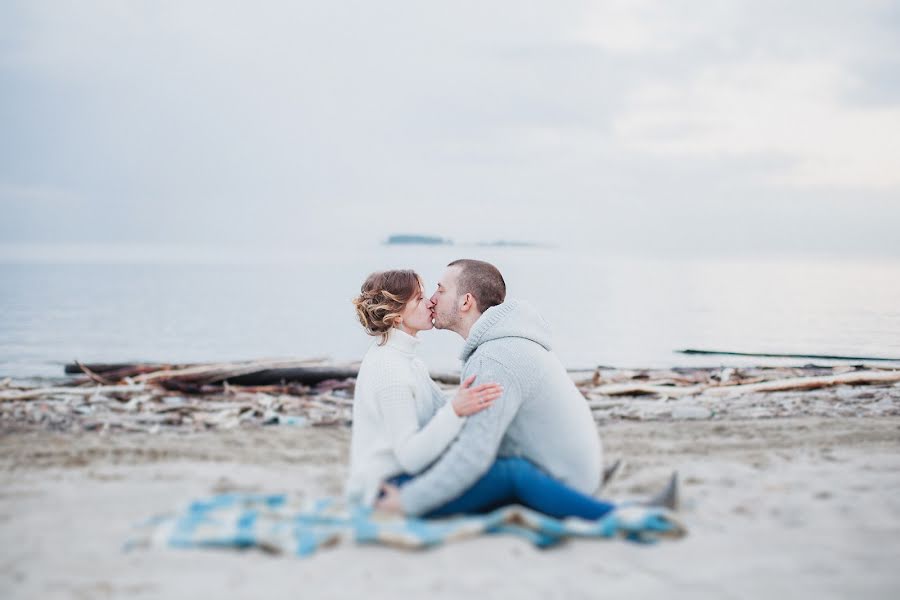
top-left (1, 244), bottom-right (899, 378)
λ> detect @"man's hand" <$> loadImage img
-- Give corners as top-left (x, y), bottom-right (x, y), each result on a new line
top-left (374, 483), bottom-right (404, 514)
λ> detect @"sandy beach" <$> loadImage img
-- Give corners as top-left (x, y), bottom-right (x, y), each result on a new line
top-left (2, 402), bottom-right (900, 599)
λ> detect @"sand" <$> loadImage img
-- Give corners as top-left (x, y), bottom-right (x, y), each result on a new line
top-left (2, 415), bottom-right (900, 599)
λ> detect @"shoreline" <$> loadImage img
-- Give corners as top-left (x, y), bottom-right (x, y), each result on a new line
top-left (2, 362), bottom-right (898, 434)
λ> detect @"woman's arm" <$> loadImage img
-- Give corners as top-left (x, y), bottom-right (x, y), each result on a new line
top-left (375, 383), bottom-right (463, 475)
top-left (376, 377), bottom-right (502, 475)
top-left (428, 378), bottom-right (452, 408)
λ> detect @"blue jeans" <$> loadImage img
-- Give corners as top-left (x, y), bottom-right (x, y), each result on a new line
top-left (390, 457), bottom-right (615, 520)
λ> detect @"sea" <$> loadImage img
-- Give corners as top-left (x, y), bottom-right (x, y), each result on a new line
top-left (1, 243), bottom-right (899, 380)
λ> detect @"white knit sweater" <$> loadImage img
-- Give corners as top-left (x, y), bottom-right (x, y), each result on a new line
top-left (345, 328), bottom-right (464, 506)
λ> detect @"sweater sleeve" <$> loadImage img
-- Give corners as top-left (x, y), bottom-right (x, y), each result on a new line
top-left (375, 383), bottom-right (465, 475)
top-left (428, 378), bottom-right (452, 409)
top-left (399, 356), bottom-right (524, 516)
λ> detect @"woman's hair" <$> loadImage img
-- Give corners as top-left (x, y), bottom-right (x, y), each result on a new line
top-left (352, 269), bottom-right (423, 345)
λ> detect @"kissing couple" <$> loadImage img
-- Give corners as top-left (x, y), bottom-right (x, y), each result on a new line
top-left (346, 259), bottom-right (677, 518)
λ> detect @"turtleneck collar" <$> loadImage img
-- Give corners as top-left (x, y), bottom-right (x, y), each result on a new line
top-left (383, 327), bottom-right (422, 355)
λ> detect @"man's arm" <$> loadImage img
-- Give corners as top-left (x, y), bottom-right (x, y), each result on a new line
top-left (399, 356), bottom-right (524, 516)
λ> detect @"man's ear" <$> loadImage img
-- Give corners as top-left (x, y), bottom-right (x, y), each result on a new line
top-left (460, 292), bottom-right (477, 313)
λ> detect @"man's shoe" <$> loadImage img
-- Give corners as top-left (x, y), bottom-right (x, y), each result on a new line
top-left (601, 458), bottom-right (625, 488)
top-left (644, 471), bottom-right (679, 511)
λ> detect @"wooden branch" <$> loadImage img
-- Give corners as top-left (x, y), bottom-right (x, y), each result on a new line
top-left (68, 364), bottom-right (172, 384)
top-left (130, 359), bottom-right (340, 384)
top-left (74, 360), bottom-right (112, 385)
top-left (589, 383), bottom-right (703, 397)
top-left (133, 361), bottom-right (279, 383)
top-left (678, 349), bottom-right (900, 363)
top-left (703, 370), bottom-right (900, 396)
top-left (64, 357), bottom-right (331, 382)
top-left (64, 362), bottom-right (174, 375)
top-left (0, 383), bottom-right (146, 402)
top-left (65, 360), bottom-right (599, 388)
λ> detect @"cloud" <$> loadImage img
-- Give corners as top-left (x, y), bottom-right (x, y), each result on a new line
top-left (0, 1), bottom-right (898, 255)
top-left (574, 0), bottom-right (739, 54)
top-left (612, 60), bottom-right (900, 187)
top-left (0, 182), bottom-right (77, 204)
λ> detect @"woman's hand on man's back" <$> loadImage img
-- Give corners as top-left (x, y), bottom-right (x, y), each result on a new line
top-left (451, 375), bottom-right (503, 417)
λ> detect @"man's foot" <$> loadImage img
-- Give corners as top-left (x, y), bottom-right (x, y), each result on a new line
top-left (601, 458), bottom-right (625, 488)
top-left (643, 472), bottom-right (679, 511)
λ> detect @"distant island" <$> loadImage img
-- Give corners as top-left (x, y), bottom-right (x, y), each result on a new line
top-left (384, 234), bottom-right (551, 248)
top-left (475, 240), bottom-right (550, 248)
top-left (385, 234), bottom-right (453, 246)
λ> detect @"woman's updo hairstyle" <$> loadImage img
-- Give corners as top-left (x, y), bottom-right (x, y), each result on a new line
top-left (352, 269), bottom-right (423, 345)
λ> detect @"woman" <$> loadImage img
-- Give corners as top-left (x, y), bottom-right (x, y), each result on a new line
top-left (347, 269), bottom-right (670, 519)
top-left (346, 269), bottom-right (502, 508)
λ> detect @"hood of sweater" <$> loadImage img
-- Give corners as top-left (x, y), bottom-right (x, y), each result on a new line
top-left (459, 299), bottom-right (552, 362)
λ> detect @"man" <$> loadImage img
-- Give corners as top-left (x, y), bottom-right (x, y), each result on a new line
top-left (377, 258), bottom-right (604, 517)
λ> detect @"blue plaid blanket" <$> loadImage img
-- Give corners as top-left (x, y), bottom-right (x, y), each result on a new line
top-left (128, 493), bottom-right (686, 557)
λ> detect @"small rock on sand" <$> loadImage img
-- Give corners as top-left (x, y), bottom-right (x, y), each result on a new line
top-left (672, 405), bottom-right (713, 420)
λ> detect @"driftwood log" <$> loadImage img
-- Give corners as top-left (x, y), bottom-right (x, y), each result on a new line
top-left (587, 383), bottom-right (703, 398)
top-left (4, 363), bottom-right (898, 431)
top-left (704, 370), bottom-right (900, 396)
top-left (678, 349), bottom-right (900, 362)
top-left (0, 383), bottom-right (147, 402)
top-left (65, 360), bottom-right (358, 386)
top-left (55, 360), bottom-right (900, 401)
top-left (64, 361), bottom-right (463, 386)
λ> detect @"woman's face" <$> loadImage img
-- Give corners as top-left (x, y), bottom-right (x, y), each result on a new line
top-left (398, 282), bottom-right (434, 334)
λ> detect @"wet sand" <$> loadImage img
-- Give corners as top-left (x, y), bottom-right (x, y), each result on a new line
top-left (2, 414), bottom-right (899, 599)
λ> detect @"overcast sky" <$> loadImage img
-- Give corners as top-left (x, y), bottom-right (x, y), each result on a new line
top-left (2, 1), bottom-right (899, 257)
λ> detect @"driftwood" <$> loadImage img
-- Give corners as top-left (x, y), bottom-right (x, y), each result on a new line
top-left (2, 363), bottom-right (899, 431)
top-left (677, 349), bottom-right (900, 363)
top-left (63, 362), bottom-right (584, 388)
top-left (68, 363), bottom-right (174, 382)
top-left (587, 383), bottom-right (703, 398)
top-left (73, 360), bottom-right (113, 385)
top-left (132, 359), bottom-right (338, 385)
top-left (64, 362), bottom-right (164, 375)
top-left (136, 364), bottom-right (361, 386)
top-left (67, 359), bottom-right (356, 387)
top-left (703, 370), bottom-right (900, 396)
top-left (0, 383), bottom-right (146, 402)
